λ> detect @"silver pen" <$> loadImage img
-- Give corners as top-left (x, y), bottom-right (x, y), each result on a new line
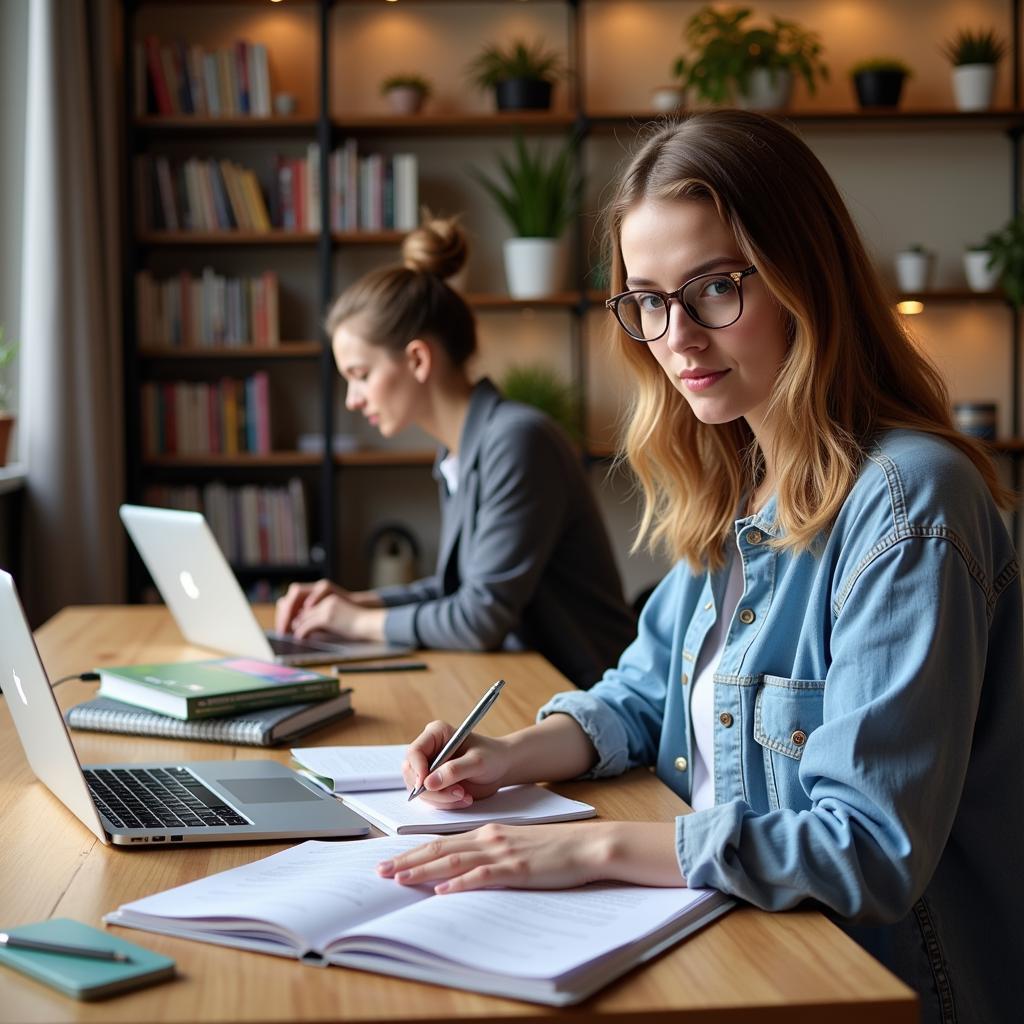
top-left (0, 932), bottom-right (130, 962)
top-left (408, 678), bottom-right (506, 801)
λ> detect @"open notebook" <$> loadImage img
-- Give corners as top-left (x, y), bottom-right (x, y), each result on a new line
top-left (105, 837), bottom-right (733, 1006)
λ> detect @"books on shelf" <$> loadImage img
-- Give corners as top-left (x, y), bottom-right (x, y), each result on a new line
top-left (140, 372), bottom-right (272, 457)
top-left (290, 744), bottom-right (409, 792)
top-left (136, 269), bottom-right (279, 348)
top-left (135, 155), bottom-right (272, 232)
top-left (96, 657), bottom-right (340, 721)
top-left (104, 837), bottom-right (733, 1006)
top-left (136, 36), bottom-right (272, 118)
top-left (66, 692), bottom-right (353, 747)
top-left (327, 139), bottom-right (418, 232)
top-left (143, 479), bottom-right (310, 568)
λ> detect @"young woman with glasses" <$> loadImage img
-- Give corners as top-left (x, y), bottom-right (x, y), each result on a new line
top-left (378, 112), bottom-right (1024, 1023)
top-left (274, 215), bottom-right (636, 689)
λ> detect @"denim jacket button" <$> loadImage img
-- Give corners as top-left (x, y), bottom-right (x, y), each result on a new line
top-left (681, 672), bottom-right (689, 686)
top-left (739, 607), bottom-right (756, 625)
top-left (791, 730), bottom-right (807, 746)
top-left (719, 711), bottom-right (734, 727)
top-left (674, 756), bottom-right (688, 772)
top-left (747, 529), bottom-right (763, 545)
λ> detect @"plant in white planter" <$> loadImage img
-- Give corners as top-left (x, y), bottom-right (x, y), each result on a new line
top-left (470, 134), bottom-right (580, 299)
top-left (672, 5), bottom-right (827, 112)
top-left (894, 244), bottom-right (933, 292)
top-left (942, 28), bottom-right (1006, 112)
top-left (963, 243), bottom-right (999, 292)
top-left (380, 74), bottom-right (432, 115)
top-left (0, 325), bottom-right (19, 467)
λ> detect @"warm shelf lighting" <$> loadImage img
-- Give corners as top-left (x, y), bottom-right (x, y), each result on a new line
top-left (897, 299), bottom-right (925, 315)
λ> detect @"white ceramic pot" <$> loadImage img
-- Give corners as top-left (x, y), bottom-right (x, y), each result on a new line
top-left (952, 64), bottom-right (996, 112)
top-left (894, 250), bottom-right (933, 292)
top-left (963, 249), bottom-right (1000, 292)
top-left (737, 68), bottom-right (792, 111)
top-left (503, 238), bottom-right (567, 299)
top-left (650, 85), bottom-right (685, 113)
top-left (385, 87), bottom-right (426, 115)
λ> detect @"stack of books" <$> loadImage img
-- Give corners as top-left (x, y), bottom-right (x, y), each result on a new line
top-left (66, 657), bottom-right (352, 748)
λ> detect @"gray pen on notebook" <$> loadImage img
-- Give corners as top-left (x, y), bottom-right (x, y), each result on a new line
top-left (0, 932), bottom-right (131, 962)
top-left (408, 678), bottom-right (506, 801)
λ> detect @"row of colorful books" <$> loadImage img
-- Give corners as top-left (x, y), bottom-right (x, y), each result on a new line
top-left (140, 374), bottom-right (271, 456)
top-left (142, 479), bottom-right (310, 568)
top-left (136, 155), bottom-right (272, 232)
top-left (135, 145), bottom-right (418, 234)
top-left (135, 269), bottom-right (280, 348)
top-left (134, 36), bottom-right (273, 118)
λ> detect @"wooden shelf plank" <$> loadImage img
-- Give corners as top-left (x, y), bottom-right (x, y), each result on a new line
top-left (138, 343), bottom-right (322, 360)
top-left (335, 449), bottom-right (435, 467)
top-left (143, 453), bottom-right (322, 468)
top-left (894, 289), bottom-right (1006, 303)
top-left (138, 231), bottom-right (319, 246)
top-left (466, 292), bottom-right (584, 309)
top-left (331, 231), bottom-right (406, 244)
top-left (134, 116), bottom-right (318, 135)
top-left (332, 111), bottom-right (577, 135)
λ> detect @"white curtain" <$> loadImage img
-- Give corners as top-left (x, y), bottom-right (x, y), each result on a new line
top-left (20, 0), bottom-right (124, 624)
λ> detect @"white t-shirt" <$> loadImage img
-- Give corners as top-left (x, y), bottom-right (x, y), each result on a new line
top-left (689, 542), bottom-right (744, 812)
top-left (438, 453), bottom-right (459, 496)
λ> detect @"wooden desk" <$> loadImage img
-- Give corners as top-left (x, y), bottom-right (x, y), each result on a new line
top-left (0, 606), bottom-right (916, 1023)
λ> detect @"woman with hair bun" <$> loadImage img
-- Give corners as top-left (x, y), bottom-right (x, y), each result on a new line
top-left (378, 115), bottom-right (1024, 1024)
top-left (275, 216), bottom-right (636, 689)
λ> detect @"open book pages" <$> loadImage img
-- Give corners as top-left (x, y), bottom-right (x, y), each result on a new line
top-left (290, 744), bottom-right (407, 793)
top-left (104, 838), bottom-right (732, 1006)
top-left (339, 784), bottom-right (596, 835)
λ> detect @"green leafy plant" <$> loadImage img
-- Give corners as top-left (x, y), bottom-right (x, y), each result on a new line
top-left (501, 364), bottom-right (581, 442)
top-left (469, 134), bottom-right (580, 239)
top-left (942, 28), bottom-right (1007, 66)
top-left (465, 38), bottom-right (566, 90)
top-left (673, 5), bottom-right (828, 105)
top-left (380, 73), bottom-right (432, 97)
top-left (984, 214), bottom-right (1024, 307)
top-left (0, 325), bottom-right (19, 414)
top-left (850, 57), bottom-right (913, 77)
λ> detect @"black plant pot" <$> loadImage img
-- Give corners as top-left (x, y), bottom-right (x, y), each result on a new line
top-left (495, 77), bottom-right (553, 111)
top-left (852, 70), bottom-right (906, 109)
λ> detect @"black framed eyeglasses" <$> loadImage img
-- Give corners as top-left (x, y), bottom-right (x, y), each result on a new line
top-left (605, 266), bottom-right (759, 342)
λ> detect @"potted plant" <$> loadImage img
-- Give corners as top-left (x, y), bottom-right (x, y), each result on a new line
top-left (380, 73), bottom-right (432, 116)
top-left (0, 326), bottom-right (18, 467)
top-left (501, 363), bottom-right (581, 443)
top-left (672, 5), bottom-right (828, 111)
top-left (894, 244), bottom-right (933, 292)
top-left (465, 38), bottom-right (566, 112)
top-left (984, 214), bottom-right (1024, 307)
top-left (942, 28), bottom-right (1007, 112)
top-left (963, 242), bottom-right (999, 292)
top-left (851, 58), bottom-right (912, 109)
top-left (469, 133), bottom-right (580, 299)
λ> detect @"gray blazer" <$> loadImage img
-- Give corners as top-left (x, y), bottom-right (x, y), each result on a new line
top-left (377, 379), bottom-right (636, 688)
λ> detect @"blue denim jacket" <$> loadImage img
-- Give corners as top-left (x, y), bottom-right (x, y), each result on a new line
top-left (539, 431), bottom-right (1024, 1024)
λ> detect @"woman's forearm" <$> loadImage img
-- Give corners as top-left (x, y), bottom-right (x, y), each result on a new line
top-left (501, 712), bottom-right (599, 785)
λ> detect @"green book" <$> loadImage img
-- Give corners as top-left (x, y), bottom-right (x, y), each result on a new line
top-left (0, 918), bottom-right (175, 1000)
top-left (96, 657), bottom-right (339, 721)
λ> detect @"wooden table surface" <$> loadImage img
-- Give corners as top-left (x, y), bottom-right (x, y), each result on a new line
top-left (0, 605), bottom-right (916, 1023)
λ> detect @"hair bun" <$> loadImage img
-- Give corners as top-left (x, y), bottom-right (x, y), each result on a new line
top-left (402, 214), bottom-right (469, 281)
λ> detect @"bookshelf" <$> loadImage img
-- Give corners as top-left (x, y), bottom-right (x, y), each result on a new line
top-left (122, 0), bottom-right (1024, 598)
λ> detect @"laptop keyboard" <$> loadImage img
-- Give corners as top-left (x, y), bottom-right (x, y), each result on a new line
top-left (268, 634), bottom-right (332, 656)
top-left (84, 767), bottom-right (250, 830)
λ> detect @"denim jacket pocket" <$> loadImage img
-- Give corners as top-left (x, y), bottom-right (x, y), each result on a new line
top-left (753, 675), bottom-right (826, 811)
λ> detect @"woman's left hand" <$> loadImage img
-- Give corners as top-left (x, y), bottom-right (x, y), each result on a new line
top-left (376, 820), bottom-right (685, 894)
top-left (291, 592), bottom-right (386, 641)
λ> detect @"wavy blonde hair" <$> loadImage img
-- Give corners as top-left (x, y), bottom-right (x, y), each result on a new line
top-left (606, 112), bottom-right (1012, 571)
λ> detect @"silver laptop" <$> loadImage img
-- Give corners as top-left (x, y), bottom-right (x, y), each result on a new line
top-left (0, 570), bottom-right (369, 846)
top-left (119, 504), bottom-right (409, 666)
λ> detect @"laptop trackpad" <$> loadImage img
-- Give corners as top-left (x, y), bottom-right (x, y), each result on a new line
top-left (220, 778), bottom-right (322, 803)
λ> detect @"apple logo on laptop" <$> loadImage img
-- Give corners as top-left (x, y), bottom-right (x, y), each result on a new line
top-left (12, 669), bottom-right (27, 705)
top-left (179, 570), bottom-right (201, 600)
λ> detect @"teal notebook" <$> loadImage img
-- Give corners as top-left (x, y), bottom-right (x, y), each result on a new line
top-left (0, 919), bottom-right (175, 1000)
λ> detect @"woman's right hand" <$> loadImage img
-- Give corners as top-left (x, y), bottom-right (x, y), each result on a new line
top-left (274, 579), bottom-right (342, 634)
top-left (403, 721), bottom-right (515, 809)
